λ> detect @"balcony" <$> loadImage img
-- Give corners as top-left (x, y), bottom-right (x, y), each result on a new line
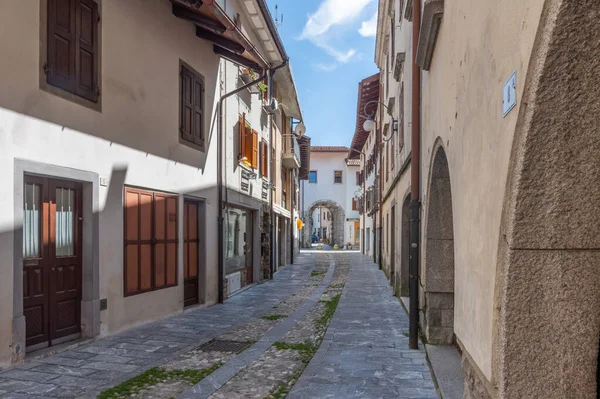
top-left (282, 134), bottom-right (301, 169)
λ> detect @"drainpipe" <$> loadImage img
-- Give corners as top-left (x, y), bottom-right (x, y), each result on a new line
top-left (378, 82), bottom-right (384, 270)
top-left (268, 59), bottom-right (289, 278)
top-left (290, 168), bottom-right (295, 264)
top-left (217, 68), bottom-right (267, 304)
top-left (409, 0), bottom-right (422, 350)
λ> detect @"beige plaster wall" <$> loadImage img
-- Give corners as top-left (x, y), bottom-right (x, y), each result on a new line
top-left (419, 0), bottom-right (544, 379)
top-left (0, 0), bottom-right (221, 366)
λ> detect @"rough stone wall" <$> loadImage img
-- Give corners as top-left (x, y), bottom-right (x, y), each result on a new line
top-left (493, 0), bottom-right (600, 397)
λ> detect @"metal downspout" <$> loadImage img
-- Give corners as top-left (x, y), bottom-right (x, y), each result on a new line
top-left (409, 0), bottom-right (422, 350)
top-left (268, 59), bottom-right (289, 278)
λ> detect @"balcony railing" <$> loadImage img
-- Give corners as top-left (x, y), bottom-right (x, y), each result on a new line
top-left (282, 134), bottom-right (301, 169)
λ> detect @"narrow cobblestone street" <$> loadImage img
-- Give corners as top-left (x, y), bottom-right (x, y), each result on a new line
top-left (0, 252), bottom-right (437, 399)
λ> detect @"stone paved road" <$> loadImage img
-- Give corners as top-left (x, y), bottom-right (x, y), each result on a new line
top-left (0, 254), bottom-right (316, 399)
top-left (0, 252), bottom-right (439, 399)
top-left (288, 254), bottom-right (438, 399)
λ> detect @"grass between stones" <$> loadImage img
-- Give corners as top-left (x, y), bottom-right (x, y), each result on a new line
top-left (261, 314), bottom-right (287, 321)
top-left (97, 363), bottom-right (222, 399)
top-left (310, 269), bottom-right (327, 277)
top-left (265, 292), bottom-right (343, 399)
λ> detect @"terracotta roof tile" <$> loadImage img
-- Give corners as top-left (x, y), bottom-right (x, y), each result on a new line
top-left (311, 146), bottom-right (349, 152)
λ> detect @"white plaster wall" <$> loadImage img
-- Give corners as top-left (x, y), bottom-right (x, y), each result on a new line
top-left (418, 0), bottom-right (544, 379)
top-left (303, 152), bottom-right (350, 213)
top-left (0, 0), bottom-right (222, 366)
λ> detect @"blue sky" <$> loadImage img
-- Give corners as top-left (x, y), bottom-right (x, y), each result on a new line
top-left (265, 0), bottom-right (379, 146)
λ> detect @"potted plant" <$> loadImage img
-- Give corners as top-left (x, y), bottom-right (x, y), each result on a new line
top-left (240, 68), bottom-right (253, 84)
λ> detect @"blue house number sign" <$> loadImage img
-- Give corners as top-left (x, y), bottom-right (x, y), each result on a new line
top-left (502, 72), bottom-right (517, 117)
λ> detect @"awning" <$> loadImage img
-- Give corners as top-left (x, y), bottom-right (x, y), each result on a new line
top-left (171, 0), bottom-right (269, 71)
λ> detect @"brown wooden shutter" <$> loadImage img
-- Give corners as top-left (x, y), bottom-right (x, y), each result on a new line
top-left (192, 74), bottom-right (204, 149)
top-left (262, 141), bottom-right (269, 178)
top-left (352, 199), bottom-right (357, 211)
top-left (47, 0), bottom-right (76, 92)
top-left (244, 126), bottom-right (253, 163)
top-left (251, 130), bottom-right (259, 168)
top-left (75, 0), bottom-right (99, 102)
top-left (239, 113), bottom-right (246, 160)
top-left (181, 67), bottom-right (194, 142)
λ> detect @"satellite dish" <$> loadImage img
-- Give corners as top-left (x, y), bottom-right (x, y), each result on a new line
top-left (294, 122), bottom-right (306, 136)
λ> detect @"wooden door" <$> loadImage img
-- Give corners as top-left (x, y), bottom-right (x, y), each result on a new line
top-left (354, 221), bottom-right (360, 246)
top-left (183, 200), bottom-right (200, 307)
top-left (23, 177), bottom-right (82, 348)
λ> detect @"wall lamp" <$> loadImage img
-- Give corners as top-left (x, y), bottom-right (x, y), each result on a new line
top-left (362, 100), bottom-right (397, 142)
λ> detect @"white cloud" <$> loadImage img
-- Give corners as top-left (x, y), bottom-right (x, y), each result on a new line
top-left (300, 0), bottom-right (375, 63)
top-left (314, 63), bottom-right (338, 72)
top-left (359, 11), bottom-right (378, 37)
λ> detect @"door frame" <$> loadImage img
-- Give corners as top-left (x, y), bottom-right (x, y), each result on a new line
top-left (182, 198), bottom-right (205, 308)
top-left (12, 159), bottom-right (101, 362)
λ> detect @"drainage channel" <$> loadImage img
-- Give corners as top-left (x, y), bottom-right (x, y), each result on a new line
top-left (178, 254), bottom-right (336, 399)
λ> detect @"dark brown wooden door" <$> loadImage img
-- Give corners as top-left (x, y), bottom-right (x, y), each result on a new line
top-left (183, 200), bottom-right (200, 307)
top-left (23, 177), bottom-right (82, 348)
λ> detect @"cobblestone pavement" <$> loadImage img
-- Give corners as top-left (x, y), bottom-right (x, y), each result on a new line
top-left (0, 252), bottom-right (439, 399)
top-left (288, 254), bottom-right (438, 399)
top-left (0, 254), bottom-right (316, 399)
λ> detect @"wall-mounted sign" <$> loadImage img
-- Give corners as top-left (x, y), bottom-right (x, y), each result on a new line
top-left (99, 177), bottom-right (108, 187)
top-left (502, 72), bottom-right (517, 117)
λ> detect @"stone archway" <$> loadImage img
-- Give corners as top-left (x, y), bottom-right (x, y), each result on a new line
top-left (423, 144), bottom-right (455, 345)
top-left (399, 194), bottom-right (411, 297)
top-left (492, 1), bottom-right (600, 397)
top-left (304, 200), bottom-right (345, 248)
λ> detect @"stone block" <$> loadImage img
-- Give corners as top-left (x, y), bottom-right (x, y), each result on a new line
top-left (426, 326), bottom-right (453, 345)
top-left (441, 309), bottom-right (454, 328)
top-left (424, 239), bottom-right (454, 292)
top-left (427, 292), bottom-right (454, 310)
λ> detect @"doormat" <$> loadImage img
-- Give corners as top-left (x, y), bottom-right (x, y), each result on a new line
top-left (196, 339), bottom-right (253, 354)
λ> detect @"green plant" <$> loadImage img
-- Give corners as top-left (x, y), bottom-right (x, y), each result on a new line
top-left (261, 314), bottom-right (286, 321)
top-left (315, 293), bottom-right (341, 331)
top-left (310, 269), bottom-right (327, 277)
top-left (97, 364), bottom-right (222, 399)
top-left (273, 341), bottom-right (317, 364)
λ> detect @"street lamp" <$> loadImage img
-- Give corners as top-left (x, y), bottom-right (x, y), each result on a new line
top-left (362, 100), bottom-right (398, 142)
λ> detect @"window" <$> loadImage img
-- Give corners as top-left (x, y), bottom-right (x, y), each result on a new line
top-left (352, 198), bottom-right (358, 211)
top-left (356, 171), bottom-right (361, 186)
top-left (334, 171), bottom-right (343, 184)
top-left (238, 113), bottom-right (259, 168)
top-left (124, 188), bottom-right (178, 296)
top-left (309, 171), bottom-right (317, 183)
top-left (46, 0), bottom-right (99, 103)
top-left (180, 65), bottom-right (205, 150)
top-left (261, 140), bottom-right (269, 178)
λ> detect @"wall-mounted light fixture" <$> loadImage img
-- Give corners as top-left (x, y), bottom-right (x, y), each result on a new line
top-left (362, 100), bottom-right (398, 142)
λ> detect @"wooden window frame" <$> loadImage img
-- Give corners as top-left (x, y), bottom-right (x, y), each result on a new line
top-left (124, 187), bottom-right (179, 297)
top-left (334, 170), bottom-right (343, 184)
top-left (40, 0), bottom-right (101, 111)
top-left (356, 171), bottom-right (361, 186)
top-left (180, 62), bottom-right (205, 151)
top-left (260, 140), bottom-right (269, 178)
top-left (238, 114), bottom-right (259, 169)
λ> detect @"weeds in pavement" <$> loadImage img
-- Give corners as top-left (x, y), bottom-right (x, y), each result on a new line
top-left (310, 269), bottom-right (327, 277)
top-left (261, 314), bottom-right (287, 321)
top-left (97, 363), bottom-right (221, 399)
top-left (273, 340), bottom-right (318, 364)
top-left (328, 283), bottom-right (344, 289)
top-left (315, 293), bottom-right (341, 331)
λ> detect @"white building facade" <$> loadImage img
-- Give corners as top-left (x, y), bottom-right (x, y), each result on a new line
top-left (301, 147), bottom-right (359, 248)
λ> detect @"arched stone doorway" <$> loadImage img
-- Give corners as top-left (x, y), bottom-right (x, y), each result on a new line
top-left (304, 200), bottom-right (345, 247)
top-left (492, 0), bottom-right (600, 397)
top-left (423, 145), bottom-right (455, 345)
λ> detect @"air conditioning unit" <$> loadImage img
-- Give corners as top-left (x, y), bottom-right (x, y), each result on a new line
top-left (263, 97), bottom-right (279, 115)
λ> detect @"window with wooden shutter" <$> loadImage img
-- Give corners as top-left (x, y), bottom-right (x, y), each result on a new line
top-left (352, 198), bottom-right (357, 211)
top-left (180, 65), bottom-right (205, 150)
top-left (244, 126), bottom-right (253, 165)
top-left (239, 113), bottom-right (246, 161)
top-left (356, 171), bottom-right (360, 186)
top-left (251, 130), bottom-right (259, 169)
top-left (124, 188), bottom-right (178, 296)
top-left (46, 0), bottom-right (99, 103)
top-left (261, 140), bottom-right (269, 178)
